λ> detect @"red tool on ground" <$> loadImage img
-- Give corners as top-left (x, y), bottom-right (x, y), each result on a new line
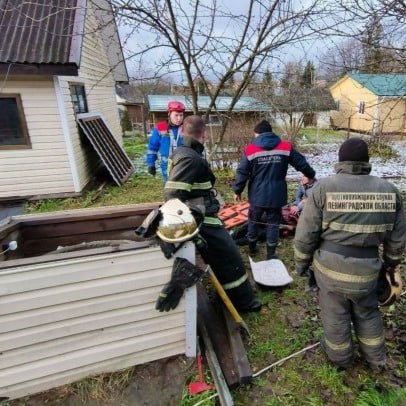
top-left (188, 348), bottom-right (215, 395)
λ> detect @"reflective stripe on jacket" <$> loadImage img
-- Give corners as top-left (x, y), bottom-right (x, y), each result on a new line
top-left (294, 161), bottom-right (406, 293)
top-left (233, 132), bottom-right (315, 207)
top-left (164, 137), bottom-right (220, 217)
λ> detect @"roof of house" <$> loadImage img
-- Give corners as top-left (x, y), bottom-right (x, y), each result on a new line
top-left (116, 84), bottom-right (145, 104)
top-left (0, 0), bottom-right (84, 75)
top-left (347, 73), bottom-right (406, 97)
top-left (147, 94), bottom-right (270, 112)
top-left (0, 0), bottom-right (128, 81)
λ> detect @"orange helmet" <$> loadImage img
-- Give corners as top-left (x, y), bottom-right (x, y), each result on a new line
top-left (167, 100), bottom-right (185, 113)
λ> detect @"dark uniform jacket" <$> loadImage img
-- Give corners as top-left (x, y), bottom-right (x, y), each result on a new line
top-left (164, 137), bottom-right (220, 219)
top-left (233, 131), bottom-right (315, 207)
top-left (294, 161), bottom-right (406, 294)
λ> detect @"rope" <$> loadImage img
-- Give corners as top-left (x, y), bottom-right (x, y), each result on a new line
top-left (192, 341), bottom-right (321, 405)
top-left (253, 342), bottom-right (320, 378)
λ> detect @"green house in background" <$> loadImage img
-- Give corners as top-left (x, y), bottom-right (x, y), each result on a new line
top-left (146, 94), bottom-right (271, 144)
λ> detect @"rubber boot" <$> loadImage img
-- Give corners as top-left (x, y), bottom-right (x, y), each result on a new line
top-left (226, 279), bottom-right (262, 313)
top-left (266, 243), bottom-right (278, 260)
top-left (248, 239), bottom-right (258, 255)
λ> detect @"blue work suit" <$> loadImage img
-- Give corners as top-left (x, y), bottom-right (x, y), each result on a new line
top-left (146, 121), bottom-right (183, 182)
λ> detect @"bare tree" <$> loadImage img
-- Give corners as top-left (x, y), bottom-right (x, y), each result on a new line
top-left (107, 0), bottom-right (340, 156)
top-left (321, 0), bottom-right (406, 79)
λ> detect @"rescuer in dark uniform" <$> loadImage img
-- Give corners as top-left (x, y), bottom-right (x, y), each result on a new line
top-left (294, 138), bottom-right (406, 371)
top-left (164, 115), bottom-right (261, 313)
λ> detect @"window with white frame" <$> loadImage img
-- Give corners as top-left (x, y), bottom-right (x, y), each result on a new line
top-left (0, 94), bottom-right (31, 149)
top-left (70, 83), bottom-right (89, 115)
top-left (358, 101), bottom-right (365, 114)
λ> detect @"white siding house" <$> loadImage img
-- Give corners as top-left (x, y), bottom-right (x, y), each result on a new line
top-left (0, 0), bottom-right (130, 202)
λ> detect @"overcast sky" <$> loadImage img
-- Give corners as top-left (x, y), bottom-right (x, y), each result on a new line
top-left (116, 0), bottom-right (328, 82)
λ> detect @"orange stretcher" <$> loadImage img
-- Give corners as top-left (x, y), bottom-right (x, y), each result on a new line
top-left (218, 201), bottom-right (250, 229)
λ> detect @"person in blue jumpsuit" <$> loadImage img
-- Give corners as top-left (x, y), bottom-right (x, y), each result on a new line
top-left (146, 100), bottom-right (185, 182)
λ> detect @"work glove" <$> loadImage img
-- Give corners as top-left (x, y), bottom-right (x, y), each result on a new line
top-left (156, 237), bottom-right (181, 259)
top-left (147, 166), bottom-right (156, 177)
top-left (155, 284), bottom-right (184, 312)
top-left (155, 258), bottom-right (206, 312)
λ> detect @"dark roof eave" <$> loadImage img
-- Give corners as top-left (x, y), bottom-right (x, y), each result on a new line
top-left (0, 63), bottom-right (79, 76)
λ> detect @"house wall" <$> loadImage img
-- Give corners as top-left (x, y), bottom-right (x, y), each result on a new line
top-left (379, 98), bottom-right (406, 134)
top-left (330, 76), bottom-right (405, 134)
top-left (57, 2), bottom-right (123, 192)
top-left (149, 112), bottom-right (264, 144)
top-left (0, 3), bottom-right (124, 200)
top-left (0, 78), bottom-right (75, 199)
top-left (272, 111), bottom-right (331, 130)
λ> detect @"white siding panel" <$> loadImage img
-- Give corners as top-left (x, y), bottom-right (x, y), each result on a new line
top-left (0, 181), bottom-right (76, 196)
top-left (0, 328), bottom-right (185, 387)
top-left (1, 342), bottom-right (182, 401)
top-left (0, 312), bottom-right (183, 368)
top-left (56, 1), bottom-right (123, 191)
top-left (0, 247), bottom-right (190, 400)
top-left (0, 80), bottom-right (74, 198)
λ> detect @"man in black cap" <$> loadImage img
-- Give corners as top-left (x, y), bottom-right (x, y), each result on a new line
top-left (294, 137), bottom-right (406, 371)
top-left (233, 120), bottom-right (315, 259)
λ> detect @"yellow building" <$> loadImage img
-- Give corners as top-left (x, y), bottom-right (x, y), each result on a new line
top-left (330, 73), bottom-right (406, 135)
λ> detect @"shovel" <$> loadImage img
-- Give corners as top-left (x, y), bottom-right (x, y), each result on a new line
top-left (188, 346), bottom-right (214, 395)
top-left (207, 266), bottom-right (252, 338)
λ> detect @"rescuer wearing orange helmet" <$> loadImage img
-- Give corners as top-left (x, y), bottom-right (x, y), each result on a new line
top-left (146, 100), bottom-right (186, 182)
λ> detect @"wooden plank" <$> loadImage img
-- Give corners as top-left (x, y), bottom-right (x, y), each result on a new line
top-left (20, 214), bottom-right (148, 239)
top-left (13, 203), bottom-right (160, 225)
top-left (198, 313), bottom-right (234, 406)
top-left (220, 303), bottom-right (253, 385)
top-left (196, 284), bottom-right (239, 388)
top-left (22, 230), bottom-right (147, 256)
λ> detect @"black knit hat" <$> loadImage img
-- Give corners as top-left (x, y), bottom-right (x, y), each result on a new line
top-left (338, 138), bottom-right (369, 162)
top-left (254, 120), bottom-right (272, 134)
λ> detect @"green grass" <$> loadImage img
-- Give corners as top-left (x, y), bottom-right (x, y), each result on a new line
top-left (17, 134), bottom-right (406, 406)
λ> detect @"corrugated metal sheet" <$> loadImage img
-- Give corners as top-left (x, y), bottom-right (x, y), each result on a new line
top-left (77, 113), bottom-right (134, 186)
top-left (147, 94), bottom-right (270, 112)
top-left (0, 0), bottom-right (84, 65)
top-left (0, 246), bottom-right (190, 400)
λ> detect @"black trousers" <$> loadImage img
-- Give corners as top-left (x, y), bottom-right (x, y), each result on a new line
top-left (197, 222), bottom-right (257, 309)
